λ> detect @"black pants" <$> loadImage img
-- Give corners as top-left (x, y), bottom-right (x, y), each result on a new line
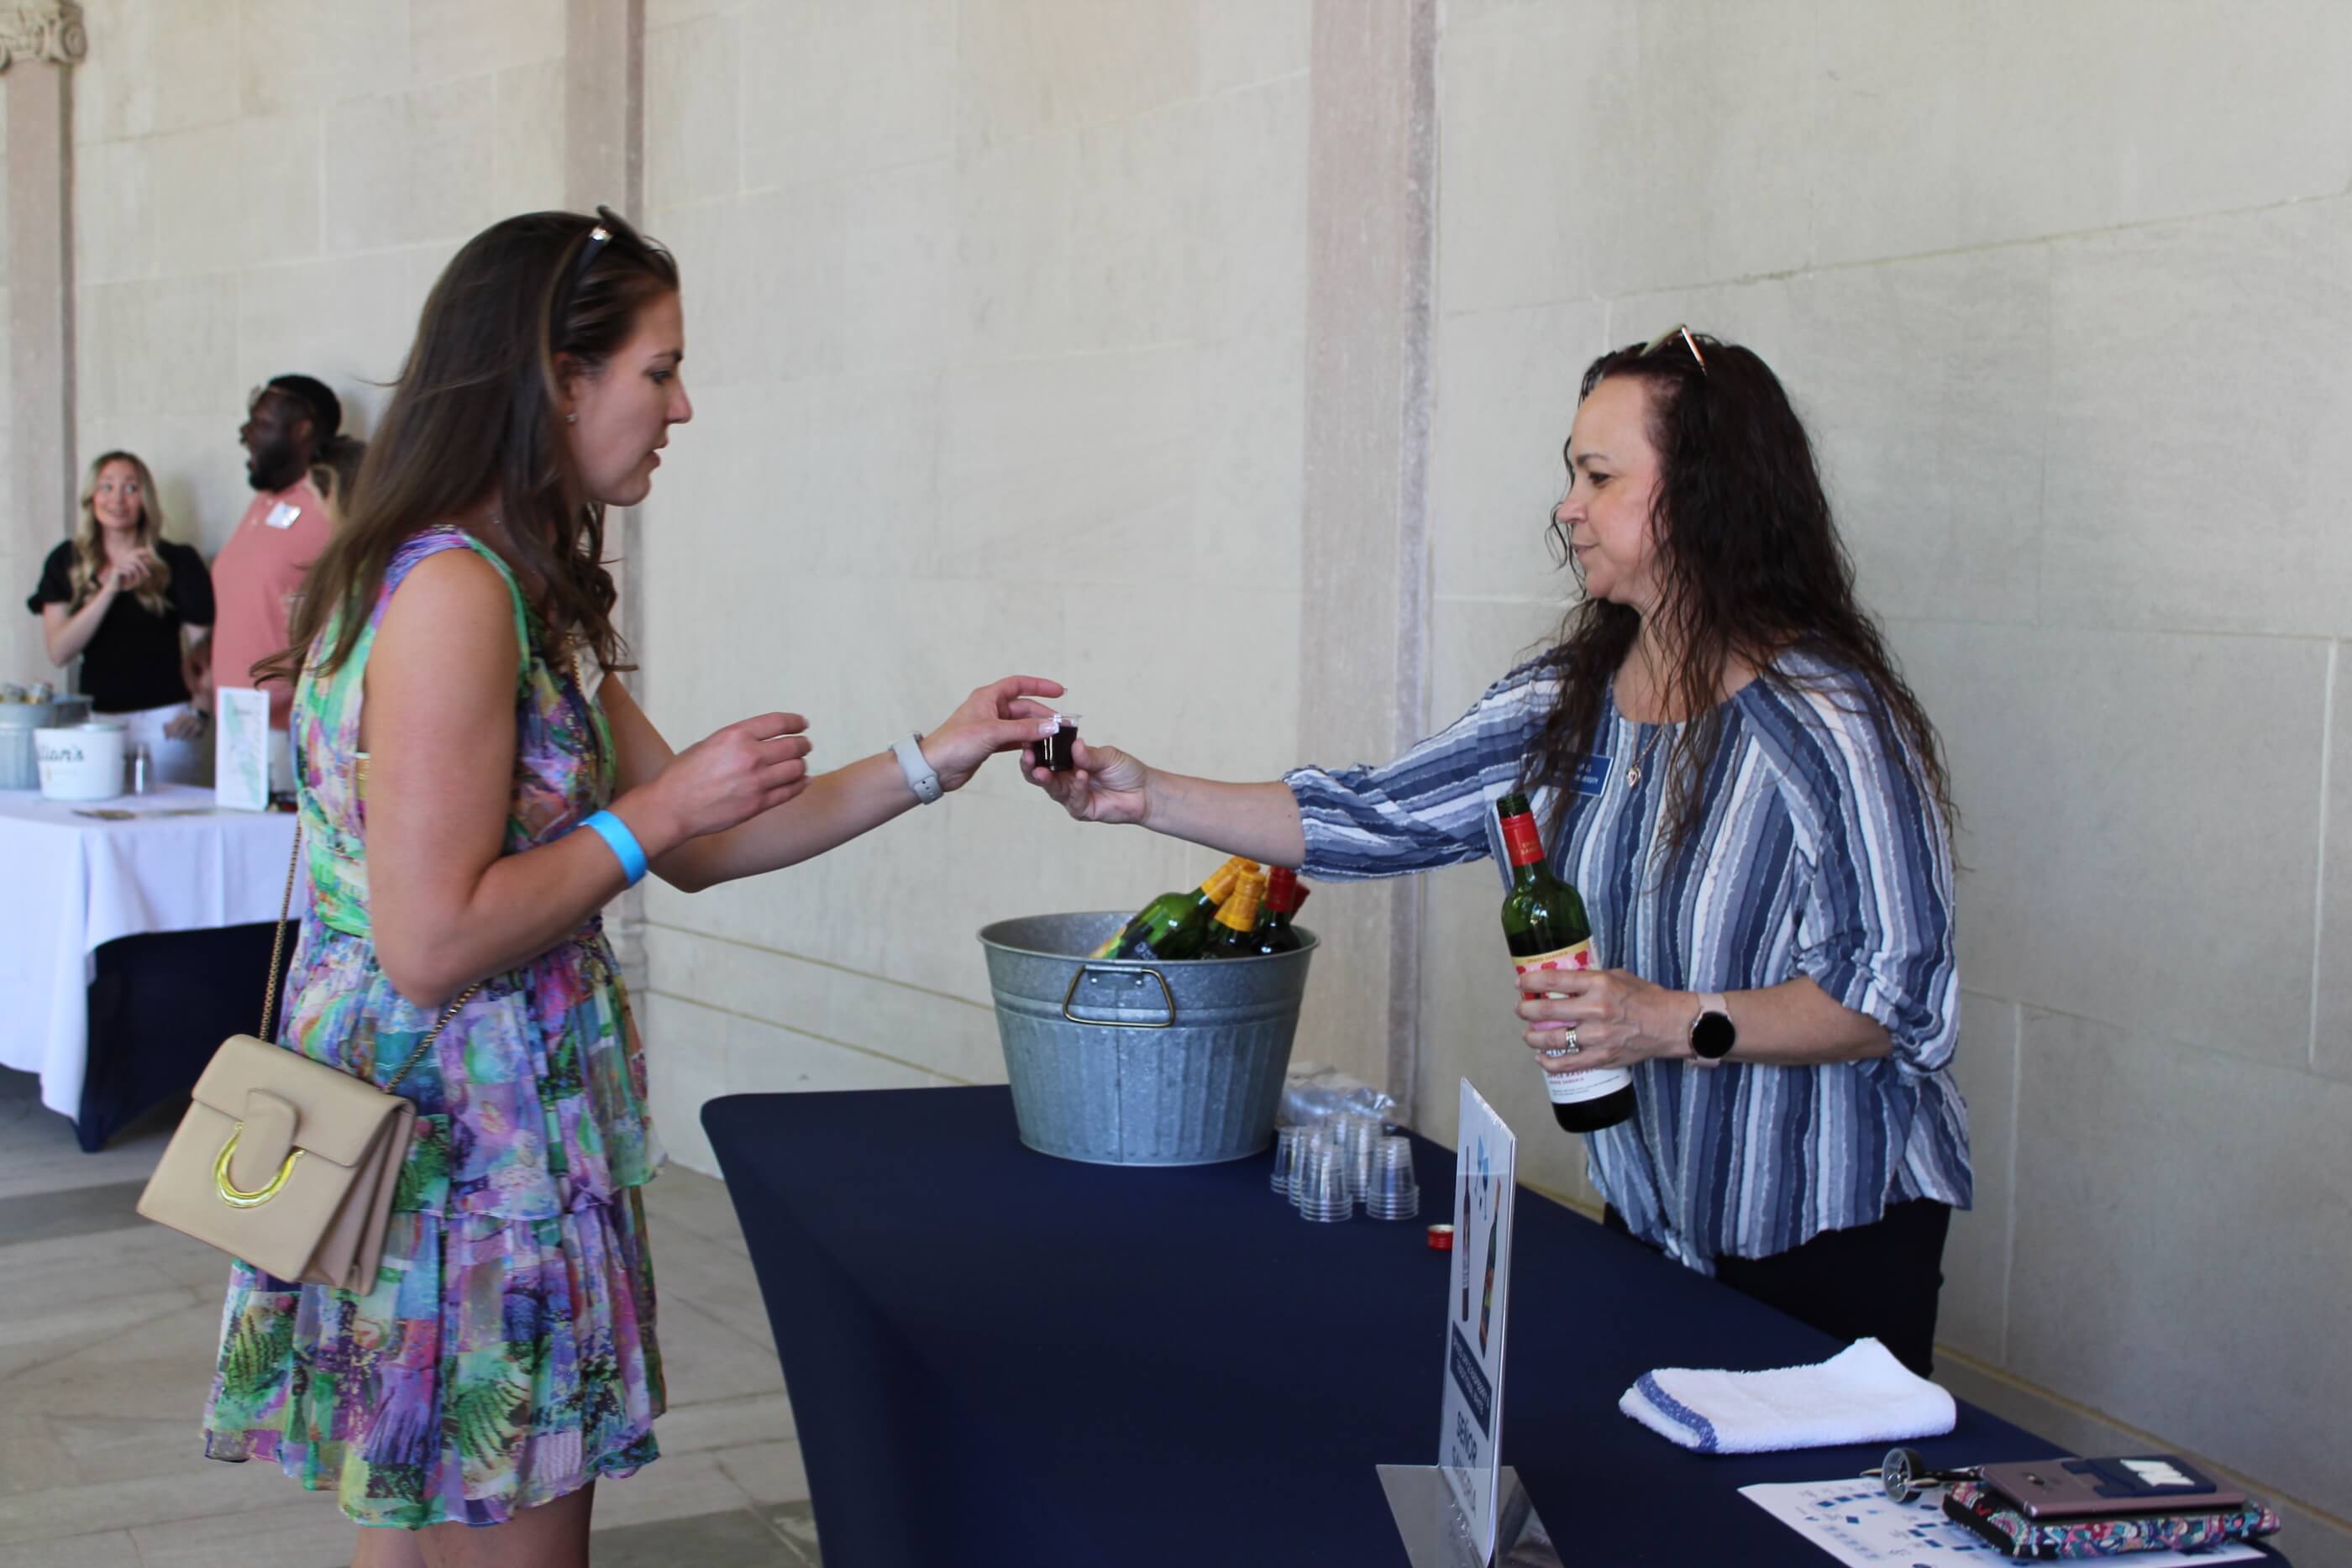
top-left (1604, 1200), bottom-right (1951, 1377)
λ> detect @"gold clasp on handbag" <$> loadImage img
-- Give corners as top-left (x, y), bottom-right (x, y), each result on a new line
top-left (213, 1125), bottom-right (302, 1207)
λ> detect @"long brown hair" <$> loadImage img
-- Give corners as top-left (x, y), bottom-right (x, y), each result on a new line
top-left (1521, 333), bottom-right (1953, 852)
top-left (71, 451), bottom-right (172, 616)
top-left (263, 209), bottom-right (677, 684)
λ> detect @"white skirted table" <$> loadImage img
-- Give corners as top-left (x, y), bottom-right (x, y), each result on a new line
top-left (0, 784), bottom-right (303, 1148)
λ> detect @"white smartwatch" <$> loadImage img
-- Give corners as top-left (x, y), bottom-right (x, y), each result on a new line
top-left (892, 732), bottom-right (943, 805)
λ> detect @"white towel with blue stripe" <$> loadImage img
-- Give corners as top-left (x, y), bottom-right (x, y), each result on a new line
top-left (1619, 1338), bottom-right (1956, 1455)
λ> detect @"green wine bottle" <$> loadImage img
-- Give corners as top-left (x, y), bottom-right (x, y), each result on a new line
top-left (1201, 869), bottom-right (1270, 959)
top-left (1250, 867), bottom-right (1310, 954)
top-left (1090, 854), bottom-right (1255, 959)
top-left (1106, 857), bottom-right (1254, 962)
top-left (1497, 792), bottom-right (1634, 1134)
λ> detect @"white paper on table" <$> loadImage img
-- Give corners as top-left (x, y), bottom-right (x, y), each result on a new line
top-left (215, 686), bottom-right (271, 811)
top-left (1738, 1479), bottom-right (2265, 1568)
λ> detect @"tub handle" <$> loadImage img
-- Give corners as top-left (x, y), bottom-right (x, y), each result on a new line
top-left (1060, 965), bottom-right (1178, 1030)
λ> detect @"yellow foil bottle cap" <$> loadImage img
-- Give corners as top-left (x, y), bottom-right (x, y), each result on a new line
top-left (1218, 870), bottom-right (1268, 932)
top-left (1204, 860), bottom-right (1248, 901)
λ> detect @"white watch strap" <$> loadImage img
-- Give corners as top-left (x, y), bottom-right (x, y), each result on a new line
top-left (892, 732), bottom-right (943, 805)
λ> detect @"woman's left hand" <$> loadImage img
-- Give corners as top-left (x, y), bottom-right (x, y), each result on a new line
top-left (921, 675), bottom-right (1068, 793)
top-left (1515, 966), bottom-right (1692, 1072)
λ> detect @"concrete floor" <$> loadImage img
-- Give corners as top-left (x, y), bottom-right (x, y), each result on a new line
top-left (0, 1067), bottom-right (817, 1567)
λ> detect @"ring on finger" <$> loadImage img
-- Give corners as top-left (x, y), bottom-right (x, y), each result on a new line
top-left (1539, 1025), bottom-right (1581, 1059)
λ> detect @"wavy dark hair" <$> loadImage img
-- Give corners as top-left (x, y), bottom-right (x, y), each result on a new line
top-left (1520, 332), bottom-right (1953, 852)
top-left (261, 207), bottom-right (676, 685)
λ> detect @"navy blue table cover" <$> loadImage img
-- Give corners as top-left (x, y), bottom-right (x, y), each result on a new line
top-left (704, 1086), bottom-right (2287, 1568)
top-left (78, 920), bottom-right (281, 1151)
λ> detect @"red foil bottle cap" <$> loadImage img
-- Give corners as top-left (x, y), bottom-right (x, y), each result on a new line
top-left (1427, 1224), bottom-right (1455, 1251)
top-left (1499, 810), bottom-right (1545, 868)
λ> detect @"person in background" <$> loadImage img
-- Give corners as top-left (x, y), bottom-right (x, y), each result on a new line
top-left (201, 372), bottom-right (344, 794)
top-left (192, 429), bottom-right (365, 721)
top-left (26, 450), bottom-right (216, 784)
top-left (1027, 329), bottom-right (1966, 1377)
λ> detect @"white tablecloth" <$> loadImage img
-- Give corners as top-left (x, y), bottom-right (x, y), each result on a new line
top-left (0, 784), bottom-right (302, 1120)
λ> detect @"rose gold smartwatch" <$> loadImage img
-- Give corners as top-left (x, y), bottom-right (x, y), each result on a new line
top-left (1689, 992), bottom-right (1735, 1066)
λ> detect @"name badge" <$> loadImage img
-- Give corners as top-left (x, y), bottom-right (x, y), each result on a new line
top-left (1575, 754), bottom-right (1610, 796)
top-left (264, 502), bottom-right (302, 530)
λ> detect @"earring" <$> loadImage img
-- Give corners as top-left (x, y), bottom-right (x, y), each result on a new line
top-left (565, 413), bottom-right (578, 424)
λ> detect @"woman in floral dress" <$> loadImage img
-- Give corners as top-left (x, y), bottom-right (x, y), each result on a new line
top-left (202, 209), bottom-right (1063, 1565)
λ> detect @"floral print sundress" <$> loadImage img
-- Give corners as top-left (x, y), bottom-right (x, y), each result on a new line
top-left (202, 526), bottom-right (666, 1529)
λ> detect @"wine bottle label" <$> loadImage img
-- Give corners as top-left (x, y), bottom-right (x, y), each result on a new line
top-left (1513, 940), bottom-right (1593, 978)
top-left (1541, 1063), bottom-right (1635, 1105)
top-left (1514, 940), bottom-right (1633, 1104)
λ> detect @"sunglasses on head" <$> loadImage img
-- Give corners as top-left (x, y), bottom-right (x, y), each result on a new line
top-left (1639, 323), bottom-right (1709, 374)
top-left (555, 205), bottom-right (632, 323)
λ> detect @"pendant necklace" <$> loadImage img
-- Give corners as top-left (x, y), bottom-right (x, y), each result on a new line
top-left (1624, 721), bottom-right (1667, 789)
top-left (1620, 642), bottom-right (1672, 789)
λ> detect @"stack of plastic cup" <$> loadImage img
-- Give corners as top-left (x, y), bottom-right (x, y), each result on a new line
top-left (1295, 1125), bottom-right (1341, 1206)
top-left (1295, 1140), bottom-right (1354, 1223)
top-left (1270, 1125), bottom-right (1305, 1196)
top-left (1343, 1114), bottom-right (1382, 1201)
top-left (1365, 1135), bottom-right (1421, 1220)
top-left (1284, 1126), bottom-right (1318, 1205)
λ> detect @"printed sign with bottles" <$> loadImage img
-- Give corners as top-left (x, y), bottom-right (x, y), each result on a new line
top-left (1440, 1079), bottom-right (1518, 1559)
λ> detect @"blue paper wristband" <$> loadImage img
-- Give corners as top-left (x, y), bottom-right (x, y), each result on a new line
top-left (580, 809), bottom-right (648, 887)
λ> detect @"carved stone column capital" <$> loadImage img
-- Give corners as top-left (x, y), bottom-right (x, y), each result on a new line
top-left (0, 2), bottom-right (87, 71)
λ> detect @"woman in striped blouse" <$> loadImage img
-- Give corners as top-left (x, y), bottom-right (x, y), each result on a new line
top-left (1028, 328), bottom-right (1966, 1375)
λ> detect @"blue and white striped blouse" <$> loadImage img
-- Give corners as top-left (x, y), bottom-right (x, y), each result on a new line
top-left (1284, 649), bottom-right (1970, 1272)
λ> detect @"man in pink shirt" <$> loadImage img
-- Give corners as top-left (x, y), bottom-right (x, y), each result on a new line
top-left (200, 374), bottom-right (340, 789)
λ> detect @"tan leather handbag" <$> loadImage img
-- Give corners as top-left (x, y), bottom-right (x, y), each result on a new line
top-left (136, 827), bottom-right (478, 1293)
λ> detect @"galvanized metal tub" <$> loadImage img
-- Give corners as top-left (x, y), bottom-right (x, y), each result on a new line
top-left (0, 696), bottom-right (92, 790)
top-left (979, 911), bottom-right (1319, 1166)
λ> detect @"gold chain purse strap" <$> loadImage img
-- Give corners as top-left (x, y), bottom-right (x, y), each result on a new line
top-left (261, 821), bottom-right (481, 1096)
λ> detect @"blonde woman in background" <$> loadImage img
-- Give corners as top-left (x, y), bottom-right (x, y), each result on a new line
top-left (24, 450), bottom-right (217, 784)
